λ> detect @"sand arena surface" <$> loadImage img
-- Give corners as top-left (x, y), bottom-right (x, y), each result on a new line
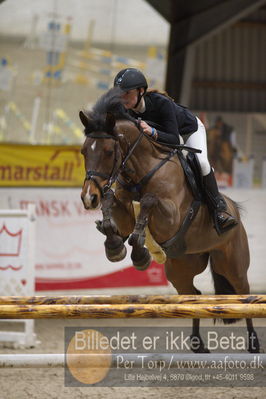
top-left (1, 317), bottom-right (266, 398)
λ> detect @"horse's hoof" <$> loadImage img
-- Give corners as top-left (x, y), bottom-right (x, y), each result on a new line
top-left (132, 250), bottom-right (151, 271)
top-left (192, 346), bottom-right (210, 354)
top-left (105, 244), bottom-right (127, 262)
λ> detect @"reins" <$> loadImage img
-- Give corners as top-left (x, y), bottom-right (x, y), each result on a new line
top-left (84, 118), bottom-right (201, 199)
top-left (121, 118), bottom-right (145, 169)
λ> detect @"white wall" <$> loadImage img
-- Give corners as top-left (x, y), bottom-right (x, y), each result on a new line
top-left (0, 0), bottom-right (169, 46)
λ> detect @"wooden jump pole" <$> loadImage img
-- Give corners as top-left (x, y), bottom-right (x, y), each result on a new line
top-left (1, 303), bottom-right (266, 319)
top-left (1, 353), bottom-right (266, 368)
top-left (0, 294), bottom-right (266, 305)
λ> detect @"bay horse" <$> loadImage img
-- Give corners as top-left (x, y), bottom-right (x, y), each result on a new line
top-left (207, 127), bottom-right (234, 174)
top-left (79, 87), bottom-right (259, 353)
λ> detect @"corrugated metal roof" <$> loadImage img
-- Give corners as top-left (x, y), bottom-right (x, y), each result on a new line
top-left (190, 17), bottom-right (266, 112)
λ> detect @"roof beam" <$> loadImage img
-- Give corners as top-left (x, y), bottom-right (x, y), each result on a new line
top-left (165, 0), bottom-right (266, 102)
top-left (168, 0), bottom-right (266, 54)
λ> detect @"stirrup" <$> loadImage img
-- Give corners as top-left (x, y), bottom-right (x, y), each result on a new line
top-left (213, 212), bottom-right (238, 235)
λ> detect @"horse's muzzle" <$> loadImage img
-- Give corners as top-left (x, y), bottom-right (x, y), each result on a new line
top-left (81, 192), bottom-right (100, 210)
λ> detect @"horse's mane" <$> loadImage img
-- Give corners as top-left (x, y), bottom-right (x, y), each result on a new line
top-left (84, 87), bottom-right (135, 134)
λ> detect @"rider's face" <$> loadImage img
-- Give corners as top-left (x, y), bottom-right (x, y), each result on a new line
top-left (122, 88), bottom-right (144, 109)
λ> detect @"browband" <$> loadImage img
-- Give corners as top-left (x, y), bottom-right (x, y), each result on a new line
top-left (85, 132), bottom-right (118, 140)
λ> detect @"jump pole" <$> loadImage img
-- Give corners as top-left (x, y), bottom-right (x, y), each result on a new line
top-left (1, 294), bottom-right (266, 305)
top-left (1, 353), bottom-right (266, 369)
top-left (1, 303), bottom-right (266, 319)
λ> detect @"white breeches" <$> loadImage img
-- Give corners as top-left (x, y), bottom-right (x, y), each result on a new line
top-left (185, 117), bottom-right (211, 176)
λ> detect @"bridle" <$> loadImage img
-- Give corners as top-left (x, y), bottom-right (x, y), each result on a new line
top-left (84, 133), bottom-right (121, 198)
top-left (84, 122), bottom-right (145, 198)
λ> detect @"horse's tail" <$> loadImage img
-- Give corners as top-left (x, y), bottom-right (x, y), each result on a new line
top-left (210, 259), bottom-right (239, 324)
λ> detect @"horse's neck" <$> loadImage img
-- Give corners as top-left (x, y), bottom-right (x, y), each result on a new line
top-left (117, 121), bottom-right (187, 195)
top-left (117, 121), bottom-right (160, 173)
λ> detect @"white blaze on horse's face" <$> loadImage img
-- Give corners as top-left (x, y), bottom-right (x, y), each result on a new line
top-left (82, 179), bottom-right (101, 210)
top-left (91, 140), bottom-right (96, 151)
top-left (83, 166), bottom-right (101, 209)
top-left (81, 139), bottom-right (102, 210)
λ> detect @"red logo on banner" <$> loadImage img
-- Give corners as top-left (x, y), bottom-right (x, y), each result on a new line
top-left (0, 224), bottom-right (23, 257)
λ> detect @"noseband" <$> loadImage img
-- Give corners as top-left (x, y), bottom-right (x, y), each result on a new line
top-left (84, 132), bottom-right (122, 197)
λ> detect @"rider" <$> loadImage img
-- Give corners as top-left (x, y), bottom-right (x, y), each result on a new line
top-left (114, 67), bottom-right (237, 235)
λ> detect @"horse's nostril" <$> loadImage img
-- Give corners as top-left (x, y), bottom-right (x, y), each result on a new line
top-left (91, 194), bottom-right (98, 208)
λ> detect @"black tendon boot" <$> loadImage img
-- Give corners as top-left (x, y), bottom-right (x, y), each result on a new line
top-left (203, 170), bottom-right (238, 235)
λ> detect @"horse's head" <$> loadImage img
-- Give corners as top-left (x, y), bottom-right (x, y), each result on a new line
top-left (79, 87), bottom-right (140, 209)
top-left (79, 110), bottom-right (122, 209)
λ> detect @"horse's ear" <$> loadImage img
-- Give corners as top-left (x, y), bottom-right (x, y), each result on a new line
top-left (79, 110), bottom-right (95, 133)
top-left (79, 110), bottom-right (88, 127)
top-left (105, 112), bottom-right (116, 133)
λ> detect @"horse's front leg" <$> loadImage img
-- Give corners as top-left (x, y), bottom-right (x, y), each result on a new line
top-left (100, 189), bottom-right (128, 262)
top-left (128, 193), bottom-right (159, 270)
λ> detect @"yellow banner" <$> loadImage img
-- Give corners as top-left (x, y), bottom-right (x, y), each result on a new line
top-left (0, 143), bottom-right (84, 187)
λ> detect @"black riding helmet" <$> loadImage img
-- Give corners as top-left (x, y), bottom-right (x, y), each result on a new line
top-left (114, 68), bottom-right (148, 108)
top-left (114, 68), bottom-right (148, 92)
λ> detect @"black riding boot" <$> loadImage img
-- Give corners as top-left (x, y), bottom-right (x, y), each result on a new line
top-left (203, 170), bottom-right (238, 235)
